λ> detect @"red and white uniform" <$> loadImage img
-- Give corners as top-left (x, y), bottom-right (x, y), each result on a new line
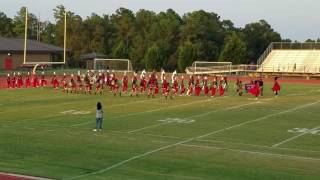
top-left (61, 75), bottom-right (68, 91)
top-left (131, 74), bottom-right (138, 95)
top-left (51, 74), bottom-right (59, 89)
top-left (162, 77), bottom-right (169, 96)
top-left (203, 76), bottom-right (209, 96)
top-left (40, 73), bottom-right (47, 87)
top-left (187, 76), bottom-right (194, 96)
top-left (180, 76), bottom-right (186, 95)
top-left (11, 74), bottom-right (16, 88)
top-left (6, 75), bottom-right (11, 88)
top-left (172, 77), bottom-right (179, 95)
top-left (122, 74), bottom-right (128, 93)
top-left (32, 73), bottom-right (39, 88)
top-left (272, 78), bottom-right (281, 93)
top-left (211, 79), bottom-right (217, 97)
top-left (219, 81), bottom-right (225, 96)
top-left (250, 81), bottom-right (260, 97)
top-left (195, 77), bottom-right (201, 96)
top-left (25, 73), bottom-right (31, 88)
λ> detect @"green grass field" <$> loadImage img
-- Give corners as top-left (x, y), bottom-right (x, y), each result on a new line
top-left (0, 82), bottom-right (320, 180)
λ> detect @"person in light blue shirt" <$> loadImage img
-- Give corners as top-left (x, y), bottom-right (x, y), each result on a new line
top-left (93, 102), bottom-right (103, 132)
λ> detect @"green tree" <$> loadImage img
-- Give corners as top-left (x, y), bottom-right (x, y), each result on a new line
top-left (145, 44), bottom-right (164, 70)
top-left (178, 42), bottom-right (198, 71)
top-left (243, 20), bottom-right (281, 63)
top-left (13, 7), bottom-right (38, 39)
top-left (112, 41), bottom-right (129, 58)
top-left (219, 32), bottom-right (248, 64)
top-left (0, 12), bottom-right (14, 37)
top-left (180, 10), bottom-right (225, 61)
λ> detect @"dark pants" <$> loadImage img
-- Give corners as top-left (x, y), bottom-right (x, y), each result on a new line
top-left (96, 118), bottom-right (103, 130)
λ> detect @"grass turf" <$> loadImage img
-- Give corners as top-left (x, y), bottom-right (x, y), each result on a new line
top-left (0, 82), bottom-right (320, 180)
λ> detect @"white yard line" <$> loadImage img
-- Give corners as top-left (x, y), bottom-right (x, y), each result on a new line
top-left (272, 126), bottom-right (320, 148)
top-left (70, 99), bottom-right (212, 127)
top-left (180, 144), bottom-right (320, 161)
top-left (125, 101), bottom-right (259, 133)
top-left (197, 139), bottom-right (320, 154)
top-left (196, 100), bottom-right (320, 139)
top-left (63, 100), bottom-right (320, 180)
top-left (127, 122), bottom-right (171, 133)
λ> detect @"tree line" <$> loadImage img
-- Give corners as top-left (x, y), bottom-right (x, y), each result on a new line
top-left (1, 5), bottom-right (316, 71)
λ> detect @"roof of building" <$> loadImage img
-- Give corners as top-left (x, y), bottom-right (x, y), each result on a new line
top-left (80, 52), bottom-right (107, 60)
top-left (0, 37), bottom-right (70, 53)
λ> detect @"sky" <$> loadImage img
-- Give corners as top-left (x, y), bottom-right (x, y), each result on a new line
top-left (1, 0), bottom-right (319, 41)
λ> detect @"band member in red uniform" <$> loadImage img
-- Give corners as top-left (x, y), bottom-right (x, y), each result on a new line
top-left (69, 74), bottom-right (76, 93)
top-left (250, 80), bottom-right (260, 99)
top-left (219, 80), bottom-right (225, 96)
top-left (16, 72), bottom-right (23, 88)
top-left (76, 71), bottom-right (82, 93)
top-left (25, 72), bottom-right (31, 88)
top-left (32, 72), bottom-right (39, 88)
top-left (171, 70), bottom-right (178, 96)
top-left (162, 76), bottom-right (169, 99)
top-left (140, 70), bottom-right (147, 94)
top-left (154, 75), bottom-right (159, 95)
top-left (211, 77), bottom-right (218, 97)
top-left (112, 74), bottom-right (119, 96)
top-left (11, 72), bottom-right (16, 88)
top-left (147, 71), bottom-right (157, 98)
top-left (187, 75), bottom-right (194, 96)
top-left (51, 72), bottom-right (59, 89)
top-left (180, 76), bottom-right (186, 96)
top-left (272, 77), bottom-right (281, 96)
top-left (203, 76), bottom-right (209, 97)
top-left (61, 73), bottom-right (68, 93)
top-left (40, 72), bottom-right (47, 87)
top-left (95, 75), bottom-right (103, 95)
top-left (195, 76), bottom-right (201, 96)
top-left (131, 72), bottom-right (138, 97)
top-left (6, 74), bottom-right (11, 88)
top-left (236, 79), bottom-right (243, 96)
top-left (121, 72), bottom-right (128, 94)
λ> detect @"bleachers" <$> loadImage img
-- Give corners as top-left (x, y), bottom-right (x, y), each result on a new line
top-left (258, 50), bottom-right (320, 74)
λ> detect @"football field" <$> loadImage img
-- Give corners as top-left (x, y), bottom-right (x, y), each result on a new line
top-left (0, 82), bottom-right (320, 180)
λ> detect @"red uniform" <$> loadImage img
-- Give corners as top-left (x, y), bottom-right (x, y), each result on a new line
top-left (203, 78), bottom-right (209, 96)
top-left (131, 75), bottom-right (138, 95)
top-left (219, 81), bottom-right (225, 96)
top-left (187, 76), bottom-right (194, 96)
top-left (211, 80), bottom-right (217, 97)
top-left (140, 77), bottom-right (147, 93)
top-left (51, 75), bottom-right (59, 89)
top-left (122, 75), bottom-right (128, 93)
top-left (17, 75), bottom-right (23, 88)
top-left (40, 74), bottom-right (46, 87)
top-left (272, 80), bottom-right (281, 92)
top-left (250, 82), bottom-right (260, 97)
top-left (61, 76), bottom-right (68, 92)
top-left (162, 79), bottom-right (169, 96)
top-left (11, 76), bottom-right (16, 88)
top-left (25, 74), bottom-right (31, 88)
top-left (148, 74), bottom-right (157, 97)
top-left (195, 78), bottom-right (201, 96)
top-left (172, 79), bottom-right (179, 95)
top-left (32, 74), bottom-right (38, 88)
top-left (180, 78), bottom-right (186, 95)
top-left (6, 76), bottom-right (11, 88)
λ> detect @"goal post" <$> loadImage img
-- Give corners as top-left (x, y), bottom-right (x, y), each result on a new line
top-left (23, 7), bottom-right (67, 65)
top-left (93, 58), bottom-right (133, 72)
top-left (186, 61), bottom-right (232, 74)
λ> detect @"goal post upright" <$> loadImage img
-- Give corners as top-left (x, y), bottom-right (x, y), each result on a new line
top-left (23, 7), bottom-right (28, 64)
top-left (63, 11), bottom-right (67, 64)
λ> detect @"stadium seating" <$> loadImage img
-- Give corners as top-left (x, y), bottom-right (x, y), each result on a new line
top-left (258, 50), bottom-right (320, 73)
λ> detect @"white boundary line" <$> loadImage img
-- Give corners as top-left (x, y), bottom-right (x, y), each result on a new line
top-left (180, 144), bottom-right (320, 161)
top-left (63, 100), bottom-right (320, 180)
top-left (272, 126), bottom-right (320, 147)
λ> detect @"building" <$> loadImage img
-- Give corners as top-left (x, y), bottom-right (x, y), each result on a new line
top-left (0, 37), bottom-right (69, 70)
top-left (80, 52), bottom-right (107, 69)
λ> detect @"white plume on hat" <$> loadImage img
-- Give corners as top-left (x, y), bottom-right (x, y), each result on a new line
top-left (53, 72), bottom-right (56, 75)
